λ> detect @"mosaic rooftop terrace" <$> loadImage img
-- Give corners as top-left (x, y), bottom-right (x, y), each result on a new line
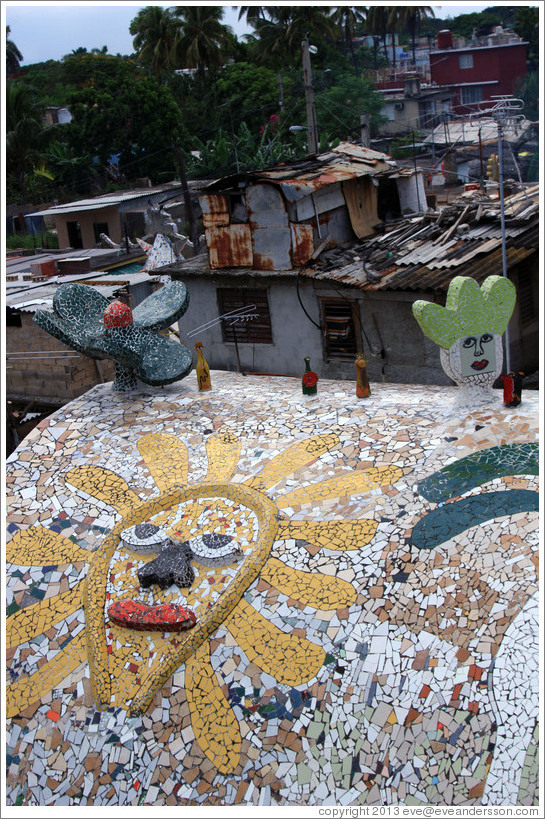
top-left (5, 372), bottom-right (539, 809)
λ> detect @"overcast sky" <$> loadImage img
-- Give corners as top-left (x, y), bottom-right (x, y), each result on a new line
top-left (4, 2), bottom-right (514, 67)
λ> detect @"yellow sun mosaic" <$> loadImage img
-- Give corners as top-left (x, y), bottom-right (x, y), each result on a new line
top-left (6, 429), bottom-right (401, 774)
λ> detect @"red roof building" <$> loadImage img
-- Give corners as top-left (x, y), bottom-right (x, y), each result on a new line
top-left (429, 30), bottom-right (528, 115)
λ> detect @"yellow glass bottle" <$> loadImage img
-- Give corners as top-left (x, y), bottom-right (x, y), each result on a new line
top-left (355, 353), bottom-right (371, 398)
top-left (195, 340), bottom-right (211, 391)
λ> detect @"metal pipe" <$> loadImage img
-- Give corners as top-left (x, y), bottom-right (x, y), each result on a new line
top-left (497, 121), bottom-right (511, 373)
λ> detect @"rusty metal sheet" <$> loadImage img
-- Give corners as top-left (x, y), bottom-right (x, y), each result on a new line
top-left (199, 194), bottom-right (230, 227)
top-left (251, 227), bottom-right (292, 270)
top-left (246, 184), bottom-right (292, 270)
top-left (290, 224), bottom-right (314, 267)
top-left (330, 142), bottom-right (393, 163)
top-left (205, 225), bottom-right (253, 269)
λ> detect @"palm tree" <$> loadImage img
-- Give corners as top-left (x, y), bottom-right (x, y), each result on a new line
top-left (330, 6), bottom-right (367, 66)
top-left (6, 26), bottom-right (23, 75)
top-left (364, 5), bottom-right (391, 66)
top-left (386, 6), bottom-right (404, 70)
top-left (397, 6), bottom-right (435, 67)
top-left (237, 6), bottom-right (268, 24)
top-left (172, 6), bottom-right (232, 75)
top-left (129, 6), bottom-right (179, 80)
top-left (284, 7), bottom-right (338, 52)
top-left (245, 7), bottom-right (292, 65)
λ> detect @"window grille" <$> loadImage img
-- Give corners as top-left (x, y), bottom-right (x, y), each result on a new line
top-left (322, 300), bottom-right (360, 360)
top-left (217, 287), bottom-right (273, 344)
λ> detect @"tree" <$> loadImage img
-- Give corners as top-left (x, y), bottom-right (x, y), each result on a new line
top-left (62, 54), bottom-right (182, 183)
top-left (6, 25), bottom-right (23, 75)
top-left (244, 7), bottom-right (338, 68)
top-left (514, 6), bottom-right (538, 71)
top-left (129, 6), bottom-right (179, 80)
top-left (214, 62), bottom-right (287, 137)
top-left (45, 140), bottom-right (99, 197)
top-left (396, 6), bottom-right (435, 66)
top-left (172, 6), bottom-right (232, 75)
top-left (330, 6), bottom-right (367, 67)
top-left (315, 73), bottom-right (385, 147)
top-left (284, 6), bottom-right (338, 53)
top-left (6, 81), bottom-right (51, 200)
top-left (364, 5), bottom-right (391, 64)
top-left (244, 8), bottom-right (293, 67)
top-left (237, 6), bottom-right (267, 24)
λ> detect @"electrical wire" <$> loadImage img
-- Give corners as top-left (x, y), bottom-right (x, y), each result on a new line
top-left (296, 273), bottom-right (322, 329)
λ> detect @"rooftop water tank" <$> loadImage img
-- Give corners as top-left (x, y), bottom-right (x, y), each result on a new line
top-left (437, 30), bottom-right (453, 49)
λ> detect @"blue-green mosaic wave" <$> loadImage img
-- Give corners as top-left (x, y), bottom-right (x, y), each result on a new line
top-left (411, 489), bottom-right (539, 550)
top-left (418, 443), bottom-right (538, 503)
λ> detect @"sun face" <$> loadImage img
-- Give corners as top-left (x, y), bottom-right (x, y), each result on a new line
top-left (6, 429), bottom-right (402, 775)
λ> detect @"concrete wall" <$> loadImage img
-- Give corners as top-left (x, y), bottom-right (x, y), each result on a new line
top-left (177, 274), bottom-right (453, 386)
top-left (55, 206), bottom-right (121, 249)
top-left (6, 313), bottom-right (114, 404)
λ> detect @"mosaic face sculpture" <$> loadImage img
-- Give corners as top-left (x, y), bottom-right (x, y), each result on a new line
top-left (34, 281), bottom-right (192, 391)
top-left (412, 276), bottom-right (516, 399)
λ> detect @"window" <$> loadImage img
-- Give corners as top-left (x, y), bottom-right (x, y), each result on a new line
top-left (460, 85), bottom-right (483, 105)
top-left (123, 211), bottom-right (147, 241)
top-left (321, 299), bottom-right (360, 360)
top-left (93, 222), bottom-right (109, 243)
top-left (66, 221), bottom-right (83, 249)
top-left (6, 307), bottom-right (22, 327)
top-left (217, 288), bottom-right (273, 344)
top-left (459, 53), bottom-right (473, 69)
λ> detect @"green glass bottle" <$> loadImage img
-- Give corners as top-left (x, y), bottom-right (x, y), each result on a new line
top-left (301, 356), bottom-right (318, 396)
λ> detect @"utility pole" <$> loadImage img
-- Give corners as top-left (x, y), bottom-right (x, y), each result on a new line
top-left (360, 114), bottom-right (370, 148)
top-left (173, 144), bottom-right (199, 256)
top-left (277, 73), bottom-right (284, 113)
top-left (301, 37), bottom-right (319, 155)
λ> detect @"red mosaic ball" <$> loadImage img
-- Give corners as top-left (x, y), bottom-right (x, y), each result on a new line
top-left (103, 300), bottom-right (133, 328)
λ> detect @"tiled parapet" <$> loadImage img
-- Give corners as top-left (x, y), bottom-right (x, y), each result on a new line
top-left (4, 375), bottom-right (539, 808)
top-left (34, 281), bottom-right (192, 391)
top-left (412, 276), bottom-right (516, 403)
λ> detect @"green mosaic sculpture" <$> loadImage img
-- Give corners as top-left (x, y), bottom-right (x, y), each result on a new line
top-left (35, 281), bottom-right (192, 392)
top-left (412, 276), bottom-right (516, 399)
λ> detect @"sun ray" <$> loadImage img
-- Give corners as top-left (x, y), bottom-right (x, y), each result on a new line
top-left (225, 599), bottom-right (325, 685)
top-left (137, 433), bottom-right (188, 491)
top-left (245, 433), bottom-right (339, 492)
top-left (66, 465), bottom-right (141, 515)
top-left (204, 430), bottom-right (241, 483)
top-left (260, 557), bottom-right (357, 609)
top-left (185, 642), bottom-right (242, 775)
top-left (276, 465), bottom-right (403, 509)
top-left (7, 585), bottom-right (83, 648)
top-left (6, 526), bottom-right (91, 566)
top-left (277, 519), bottom-right (379, 551)
top-left (6, 632), bottom-right (87, 719)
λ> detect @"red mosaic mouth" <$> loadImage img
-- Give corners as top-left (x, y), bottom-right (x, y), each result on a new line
top-left (108, 600), bottom-right (197, 632)
top-left (471, 359), bottom-right (489, 371)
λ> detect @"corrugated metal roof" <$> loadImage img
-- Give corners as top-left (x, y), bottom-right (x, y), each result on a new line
top-left (300, 184), bottom-right (538, 294)
top-left (31, 184), bottom-right (184, 217)
top-left (203, 142), bottom-right (396, 199)
top-left (6, 270), bottom-right (157, 312)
